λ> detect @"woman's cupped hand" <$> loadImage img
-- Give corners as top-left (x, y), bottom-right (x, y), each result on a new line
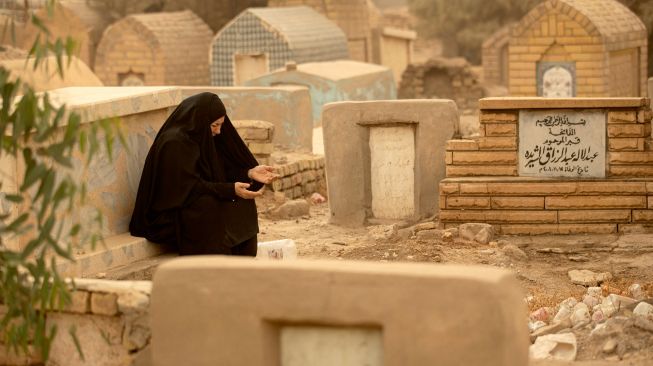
top-left (248, 165), bottom-right (280, 184)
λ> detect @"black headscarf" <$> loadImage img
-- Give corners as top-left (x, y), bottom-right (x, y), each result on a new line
top-left (129, 92), bottom-right (260, 247)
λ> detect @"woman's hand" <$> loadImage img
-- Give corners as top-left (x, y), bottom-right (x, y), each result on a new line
top-left (235, 182), bottom-right (263, 199)
top-left (248, 165), bottom-right (280, 184)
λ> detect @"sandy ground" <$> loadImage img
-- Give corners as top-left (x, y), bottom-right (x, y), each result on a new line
top-left (256, 194), bottom-right (653, 364)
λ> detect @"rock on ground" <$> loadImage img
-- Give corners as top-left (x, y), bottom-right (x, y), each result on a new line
top-left (568, 269), bottom-right (613, 287)
top-left (458, 223), bottom-right (494, 244)
top-left (530, 333), bottom-right (578, 361)
top-left (269, 199), bottom-right (310, 219)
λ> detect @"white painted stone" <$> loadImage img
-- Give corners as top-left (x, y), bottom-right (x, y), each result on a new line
top-left (553, 306), bottom-right (572, 323)
top-left (519, 110), bottom-right (606, 178)
top-left (628, 284), bottom-right (645, 300)
top-left (582, 295), bottom-right (600, 308)
top-left (587, 287), bottom-right (603, 298)
top-left (280, 326), bottom-right (383, 366)
top-left (571, 307), bottom-right (590, 327)
top-left (369, 126), bottom-right (415, 219)
top-left (529, 333), bottom-right (577, 361)
top-left (633, 302), bottom-right (653, 320)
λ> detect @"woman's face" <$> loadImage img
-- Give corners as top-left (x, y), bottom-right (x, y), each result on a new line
top-left (210, 116), bottom-right (225, 136)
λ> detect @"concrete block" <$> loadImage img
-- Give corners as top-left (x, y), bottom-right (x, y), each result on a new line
top-left (477, 137), bottom-right (517, 150)
top-left (323, 100), bottom-right (457, 227)
top-left (446, 165), bottom-right (518, 177)
top-left (151, 258), bottom-right (529, 366)
top-left (446, 139), bottom-right (479, 151)
top-left (491, 197), bottom-right (544, 209)
top-left (452, 151), bottom-right (517, 165)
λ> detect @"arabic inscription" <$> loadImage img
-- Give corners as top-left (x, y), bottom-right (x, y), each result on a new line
top-left (519, 110), bottom-right (606, 178)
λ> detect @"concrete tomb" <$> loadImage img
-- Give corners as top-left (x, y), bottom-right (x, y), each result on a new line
top-left (246, 60), bottom-right (397, 127)
top-left (322, 100), bottom-right (457, 226)
top-left (151, 257), bottom-right (529, 366)
top-left (508, 0), bottom-right (647, 97)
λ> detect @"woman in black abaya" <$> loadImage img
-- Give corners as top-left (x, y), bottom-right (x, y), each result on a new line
top-left (129, 92), bottom-right (278, 256)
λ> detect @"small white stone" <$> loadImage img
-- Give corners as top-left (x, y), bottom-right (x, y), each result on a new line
top-left (571, 307), bottom-right (591, 327)
top-left (587, 287), bottom-right (602, 298)
top-left (602, 339), bottom-right (617, 354)
top-left (629, 284), bottom-right (645, 300)
top-left (605, 294), bottom-right (637, 310)
top-left (553, 306), bottom-right (572, 323)
top-left (583, 295), bottom-right (600, 308)
top-left (633, 302), bottom-right (653, 320)
top-left (529, 333), bottom-right (577, 361)
top-left (560, 297), bottom-right (578, 309)
top-left (529, 320), bottom-right (547, 332)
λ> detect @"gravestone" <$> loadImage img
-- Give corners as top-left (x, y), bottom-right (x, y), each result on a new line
top-left (369, 126), bottom-right (415, 219)
top-left (519, 109), bottom-right (606, 178)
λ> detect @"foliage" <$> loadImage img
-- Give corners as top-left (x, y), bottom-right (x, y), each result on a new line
top-left (407, 0), bottom-right (541, 64)
top-left (0, 0), bottom-right (121, 360)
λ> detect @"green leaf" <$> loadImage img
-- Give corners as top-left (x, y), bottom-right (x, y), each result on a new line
top-left (20, 162), bottom-right (47, 192)
top-left (5, 213), bottom-right (29, 233)
top-left (4, 194), bottom-right (23, 203)
top-left (68, 325), bottom-right (85, 361)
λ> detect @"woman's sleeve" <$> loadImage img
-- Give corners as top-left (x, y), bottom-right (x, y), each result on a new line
top-left (158, 140), bottom-right (236, 202)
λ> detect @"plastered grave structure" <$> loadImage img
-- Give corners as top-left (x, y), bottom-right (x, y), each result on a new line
top-left (508, 0), bottom-right (647, 98)
top-left (440, 97), bottom-right (653, 235)
top-left (150, 257), bottom-right (529, 366)
top-left (322, 100), bottom-right (457, 226)
top-left (246, 60), bottom-right (397, 127)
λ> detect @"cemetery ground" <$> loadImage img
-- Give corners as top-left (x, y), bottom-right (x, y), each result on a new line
top-left (101, 189), bottom-right (653, 364)
top-left (255, 194), bottom-right (653, 364)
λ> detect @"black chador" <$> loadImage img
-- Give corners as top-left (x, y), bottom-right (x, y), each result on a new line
top-left (129, 92), bottom-right (260, 255)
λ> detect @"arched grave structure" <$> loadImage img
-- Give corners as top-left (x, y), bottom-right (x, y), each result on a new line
top-left (482, 24), bottom-right (514, 87)
top-left (95, 10), bottom-right (213, 86)
top-left (509, 0), bottom-right (647, 97)
top-left (210, 6), bottom-right (349, 86)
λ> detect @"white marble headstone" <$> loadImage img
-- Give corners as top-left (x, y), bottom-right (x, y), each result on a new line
top-left (519, 109), bottom-right (606, 178)
top-left (281, 326), bottom-right (383, 366)
top-left (369, 126), bottom-right (415, 219)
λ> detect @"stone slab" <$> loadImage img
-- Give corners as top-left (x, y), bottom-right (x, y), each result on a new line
top-left (519, 109), bottom-right (606, 178)
top-left (480, 97), bottom-right (649, 110)
top-left (151, 257), bottom-right (529, 366)
top-left (369, 126), bottom-right (415, 219)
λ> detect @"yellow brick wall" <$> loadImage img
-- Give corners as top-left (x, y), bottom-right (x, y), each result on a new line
top-left (609, 48), bottom-right (639, 97)
top-left (94, 20), bottom-right (165, 86)
top-left (509, 8), bottom-right (610, 97)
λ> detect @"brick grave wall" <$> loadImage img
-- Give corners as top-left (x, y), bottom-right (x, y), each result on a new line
top-left (233, 120), bottom-right (274, 166)
top-left (271, 155), bottom-right (326, 199)
top-left (440, 98), bottom-right (653, 234)
top-left (0, 280), bottom-right (152, 366)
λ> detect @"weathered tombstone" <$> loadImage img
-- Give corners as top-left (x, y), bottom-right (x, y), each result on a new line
top-left (150, 257), bottom-right (529, 366)
top-left (322, 100), bottom-right (458, 226)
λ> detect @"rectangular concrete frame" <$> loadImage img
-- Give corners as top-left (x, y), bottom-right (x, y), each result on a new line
top-left (151, 257), bottom-right (528, 366)
top-left (180, 86), bottom-right (313, 150)
top-left (322, 100), bottom-right (458, 226)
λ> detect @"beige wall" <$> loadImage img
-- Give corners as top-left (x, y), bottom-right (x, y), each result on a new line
top-left (151, 257), bottom-right (529, 366)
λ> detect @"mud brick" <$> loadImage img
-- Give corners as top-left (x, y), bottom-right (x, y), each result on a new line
top-left (558, 210), bottom-right (631, 223)
top-left (477, 137), bottom-right (517, 150)
top-left (576, 181), bottom-right (646, 194)
top-left (459, 183), bottom-right (489, 194)
top-left (446, 197), bottom-right (491, 209)
top-left (440, 210), bottom-right (556, 224)
top-left (609, 166), bottom-right (653, 176)
top-left (607, 110), bottom-right (637, 124)
top-left (446, 165), bottom-right (518, 177)
top-left (487, 182), bottom-right (576, 195)
top-left (479, 111), bottom-right (518, 123)
top-left (633, 210), bottom-right (653, 223)
top-left (446, 139), bottom-right (479, 151)
top-left (608, 124), bottom-right (651, 138)
top-left (491, 197), bottom-right (544, 209)
top-left (445, 152), bottom-right (453, 164)
top-left (608, 138), bottom-right (645, 151)
top-left (485, 123), bottom-right (517, 136)
top-left (440, 182), bottom-right (460, 194)
top-left (609, 152), bottom-right (653, 164)
top-left (90, 292), bottom-right (118, 316)
top-left (452, 151), bottom-right (517, 165)
top-left (499, 224), bottom-right (617, 235)
top-left (637, 108), bottom-right (652, 123)
top-left (545, 195), bottom-right (646, 209)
